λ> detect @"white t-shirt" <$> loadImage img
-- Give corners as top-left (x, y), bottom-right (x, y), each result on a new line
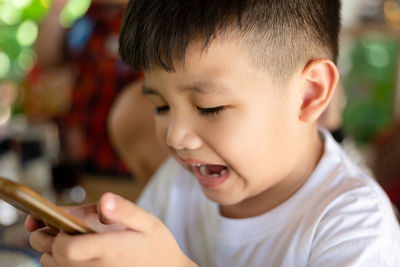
top-left (137, 129), bottom-right (400, 267)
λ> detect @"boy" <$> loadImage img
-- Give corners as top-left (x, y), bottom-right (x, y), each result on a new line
top-left (27, 0), bottom-right (400, 266)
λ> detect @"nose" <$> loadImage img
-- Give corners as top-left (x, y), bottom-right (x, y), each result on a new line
top-left (166, 115), bottom-right (202, 151)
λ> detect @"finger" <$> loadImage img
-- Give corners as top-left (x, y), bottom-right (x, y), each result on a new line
top-left (25, 214), bottom-right (45, 232)
top-left (52, 231), bottom-right (134, 261)
top-left (29, 228), bottom-right (57, 253)
top-left (61, 203), bottom-right (97, 218)
top-left (99, 192), bottom-right (160, 233)
top-left (40, 253), bottom-right (57, 267)
top-left (97, 202), bottom-right (114, 225)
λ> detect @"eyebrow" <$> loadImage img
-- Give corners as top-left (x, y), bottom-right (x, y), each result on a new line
top-left (142, 81), bottom-right (230, 96)
top-left (142, 86), bottom-right (159, 95)
top-left (181, 81), bottom-right (229, 95)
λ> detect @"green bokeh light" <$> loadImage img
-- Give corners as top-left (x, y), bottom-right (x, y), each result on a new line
top-left (342, 37), bottom-right (397, 144)
top-left (59, 0), bottom-right (91, 28)
top-left (16, 19), bottom-right (38, 46)
top-left (11, 0), bottom-right (33, 9)
top-left (39, 0), bottom-right (51, 9)
top-left (0, 3), bottom-right (22, 25)
top-left (21, 0), bottom-right (51, 22)
top-left (0, 51), bottom-right (11, 78)
top-left (366, 43), bottom-right (390, 69)
top-left (0, 0), bottom-right (91, 80)
top-left (17, 48), bottom-right (36, 72)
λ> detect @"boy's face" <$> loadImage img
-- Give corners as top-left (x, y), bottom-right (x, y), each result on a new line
top-left (144, 38), bottom-right (319, 217)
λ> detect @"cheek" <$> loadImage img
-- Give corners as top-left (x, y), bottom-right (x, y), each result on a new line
top-left (207, 109), bottom-right (296, 175)
top-left (202, 115), bottom-right (259, 163)
top-left (154, 117), bottom-right (168, 147)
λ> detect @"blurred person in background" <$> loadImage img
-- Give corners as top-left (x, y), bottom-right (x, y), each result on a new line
top-left (108, 78), bottom-right (167, 184)
top-left (35, 0), bottom-right (166, 189)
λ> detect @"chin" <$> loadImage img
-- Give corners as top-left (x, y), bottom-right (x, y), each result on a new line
top-left (202, 188), bottom-right (244, 206)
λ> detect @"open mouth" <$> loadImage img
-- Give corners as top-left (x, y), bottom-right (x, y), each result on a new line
top-left (189, 163), bottom-right (229, 188)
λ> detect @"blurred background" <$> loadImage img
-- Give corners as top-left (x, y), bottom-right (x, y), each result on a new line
top-left (0, 0), bottom-right (399, 265)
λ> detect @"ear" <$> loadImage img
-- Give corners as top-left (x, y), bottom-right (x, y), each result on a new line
top-left (299, 59), bottom-right (339, 123)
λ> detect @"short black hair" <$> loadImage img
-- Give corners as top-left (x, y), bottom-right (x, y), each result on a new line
top-left (119, 0), bottom-right (341, 82)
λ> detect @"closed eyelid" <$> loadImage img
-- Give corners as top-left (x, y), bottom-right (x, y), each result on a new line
top-left (197, 106), bottom-right (226, 118)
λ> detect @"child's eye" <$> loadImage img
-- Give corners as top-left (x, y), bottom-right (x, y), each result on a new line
top-left (197, 106), bottom-right (225, 117)
top-left (155, 106), bottom-right (169, 114)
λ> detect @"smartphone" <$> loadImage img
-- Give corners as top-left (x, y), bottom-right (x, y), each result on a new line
top-left (0, 176), bottom-right (95, 234)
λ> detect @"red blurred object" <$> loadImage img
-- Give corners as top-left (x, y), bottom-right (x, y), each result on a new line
top-left (60, 3), bottom-right (142, 175)
top-left (373, 123), bottom-right (400, 207)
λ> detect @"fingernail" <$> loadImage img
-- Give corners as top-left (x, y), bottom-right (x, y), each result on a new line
top-left (105, 195), bottom-right (116, 211)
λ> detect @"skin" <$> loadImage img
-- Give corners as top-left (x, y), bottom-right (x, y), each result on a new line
top-left (26, 193), bottom-right (195, 267)
top-left (26, 35), bottom-right (338, 266)
top-left (144, 37), bottom-right (339, 218)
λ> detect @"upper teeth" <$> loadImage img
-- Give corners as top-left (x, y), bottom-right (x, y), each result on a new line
top-left (190, 163), bottom-right (203, 167)
top-left (200, 165), bottom-right (209, 176)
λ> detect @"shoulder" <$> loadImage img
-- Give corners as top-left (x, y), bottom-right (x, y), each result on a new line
top-left (309, 163), bottom-right (400, 266)
top-left (314, 141), bottom-right (399, 243)
top-left (314, 129), bottom-right (396, 221)
top-left (306, 129), bottom-right (400, 266)
top-left (313, 172), bottom-right (399, 240)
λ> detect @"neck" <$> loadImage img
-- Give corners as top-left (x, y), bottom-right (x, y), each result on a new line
top-left (220, 125), bottom-right (324, 219)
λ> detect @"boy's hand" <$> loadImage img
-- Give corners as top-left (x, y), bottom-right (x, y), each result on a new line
top-left (28, 193), bottom-right (197, 267)
top-left (25, 203), bottom-right (126, 254)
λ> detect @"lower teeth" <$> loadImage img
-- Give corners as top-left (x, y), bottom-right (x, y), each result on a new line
top-left (199, 165), bottom-right (227, 177)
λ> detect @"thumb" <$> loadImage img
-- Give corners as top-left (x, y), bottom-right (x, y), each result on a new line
top-left (98, 192), bottom-right (159, 233)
